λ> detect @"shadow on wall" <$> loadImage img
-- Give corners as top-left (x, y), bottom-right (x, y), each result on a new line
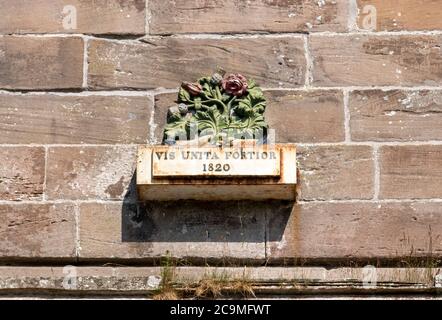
top-left (121, 171), bottom-right (293, 243)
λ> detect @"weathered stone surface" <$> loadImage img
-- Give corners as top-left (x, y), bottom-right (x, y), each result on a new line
top-left (380, 146), bottom-right (442, 199)
top-left (149, 0), bottom-right (348, 34)
top-left (0, 36), bottom-right (84, 90)
top-left (153, 90), bottom-right (344, 143)
top-left (79, 201), bottom-right (268, 260)
top-left (0, 267), bottom-right (162, 292)
top-left (436, 273), bottom-right (442, 288)
top-left (0, 147), bottom-right (44, 201)
top-left (0, 94), bottom-right (152, 144)
top-left (357, 0), bottom-right (442, 31)
top-left (349, 90), bottom-right (442, 142)
top-left (0, 0), bottom-right (145, 34)
top-left (310, 35), bottom-right (442, 86)
top-left (46, 146), bottom-right (137, 200)
top-left (297, 146), bottom-right (374, 200)
top-left (88, 37), bottom-right (306, 89)
top-left (265, 90), bottom-right (345, 143)
top-left (0, 204), bottom-right (76, 260)
top-left (0, 267), bottom-right (437, 294)
top-left (267, 202), bottom-right (442, 260)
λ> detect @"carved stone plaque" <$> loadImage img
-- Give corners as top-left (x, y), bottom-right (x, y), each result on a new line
top-left (152, 146), bottom-right (280, 178)
top-left (137, 144), bottom-right (296, 201)
top-left (136, 70), bottom-right (297, 201)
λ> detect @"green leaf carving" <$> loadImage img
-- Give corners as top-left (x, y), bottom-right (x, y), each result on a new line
top-left (163, 116), bottom-right (190, 142)
top-left (178, 87), bottom-right (191, 103)
top-left (164, 72), bottom-right (269, 145)
top-left (195, 107), bottom-right (229, 140)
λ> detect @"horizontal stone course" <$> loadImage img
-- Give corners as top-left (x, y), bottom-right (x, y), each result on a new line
top-left (349, 90), bottom-right (442, 142)
top-left (0, 0), bottom-right (145, 34)
top-left (0, 267), bottom-right (437, 296)
top-left (310, 35), bottom-right (442, 87)
top-left (357, 0), bottom-right (442, 31)
top-left (0, 147), bottom-right (45, 201)
top-left (0, 94), bottom-right (152, 144)
top-left (267, 202), bottom-right (442, 260)
top-left (149, 0), bottom-right (348, 34)
top-left (0, 203), bottom-right (76, 260)
top-left (380, 145), bottom-right (442, 199)
top-left (265, 90), bottom-right (345, 143)
top-left (0, 36), bottom-right (84, 90)
top-left (46, 146), bottom-right (137, 200)
top-left (78, 201), bottom-right (271, 261)
top-left (88, 37), bottom-right (306, 89)
top-left (297, 145), bottom-right (374, 201)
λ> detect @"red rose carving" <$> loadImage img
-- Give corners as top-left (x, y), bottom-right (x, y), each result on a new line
top-left (221, 74), bottom-right (248, 97)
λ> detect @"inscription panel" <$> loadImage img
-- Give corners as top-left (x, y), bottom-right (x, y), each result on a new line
top-left (152, 147), bottom-right (281, 178)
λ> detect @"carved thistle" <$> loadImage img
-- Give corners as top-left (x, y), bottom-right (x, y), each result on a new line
top-left (163, 69), bottom-right (268, 145)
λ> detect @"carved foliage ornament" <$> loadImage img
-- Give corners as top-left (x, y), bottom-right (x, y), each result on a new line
top-left (163, 69), bottom-right (269, 145)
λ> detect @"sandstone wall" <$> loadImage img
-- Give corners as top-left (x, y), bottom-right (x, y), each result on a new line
top-left (0, 0), bottom-right (441, 268)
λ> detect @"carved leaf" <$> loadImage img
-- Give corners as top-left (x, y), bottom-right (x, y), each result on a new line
top-left (195, 107), bottom-right (228, 138)
top-left (163, 117), bottom-right (191, 142)
top-left (163, 73), bottom-right (269, 144)
top-left (178, 87), bottom-right (191, 103)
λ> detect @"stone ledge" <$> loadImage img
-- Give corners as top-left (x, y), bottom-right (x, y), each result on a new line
top-left (0, 267), bottom-right (440, 298)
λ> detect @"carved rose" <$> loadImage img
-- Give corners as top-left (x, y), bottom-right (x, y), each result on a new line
top-left (181, 81), bottom-right (202, 96)
top-left (221, 74), bottom-right (248, 97)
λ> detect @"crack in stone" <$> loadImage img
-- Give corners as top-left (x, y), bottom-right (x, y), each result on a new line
top-left (383, 109), bottom-right (442, 116)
